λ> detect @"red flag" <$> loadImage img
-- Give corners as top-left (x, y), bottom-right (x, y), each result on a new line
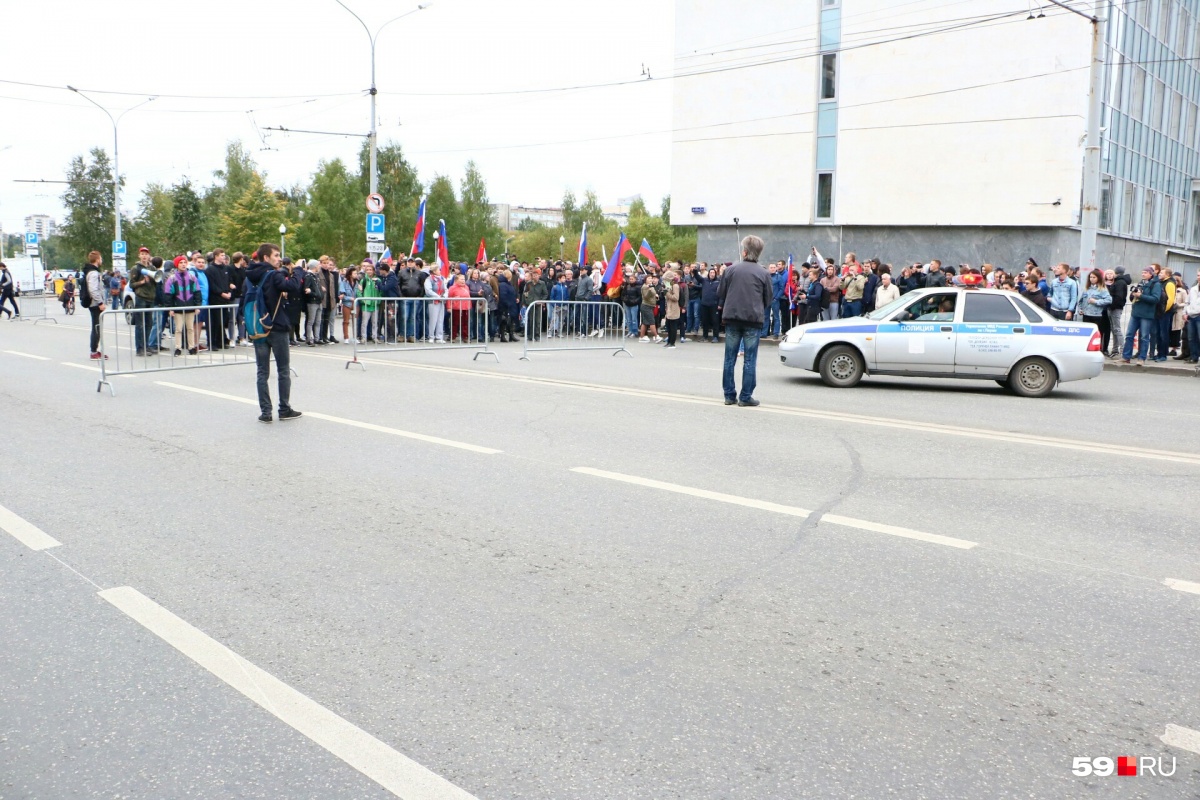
top-left (436, 219), bottom-right (450, 278)
top-left (476, 238), bottom-right (487, 265)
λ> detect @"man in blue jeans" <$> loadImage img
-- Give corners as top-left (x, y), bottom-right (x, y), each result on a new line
top-left (719, 235), bottom-right (773, 407)
top-left (245, 243), bottom-right (303, 423)
top-left (1121, 266), bottom-right (1162, 365)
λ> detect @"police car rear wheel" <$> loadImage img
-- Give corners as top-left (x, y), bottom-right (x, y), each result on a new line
top-left (1009, 357), bottom-right (1057, 398)
top-left (819, 345), bottom-right (864, 388)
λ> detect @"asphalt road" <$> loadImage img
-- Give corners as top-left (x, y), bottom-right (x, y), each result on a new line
top-left (1, 308), bottom-right (1198, 799)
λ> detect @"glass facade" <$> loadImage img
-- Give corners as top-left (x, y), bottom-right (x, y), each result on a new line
top-left (814, 4), bottom-right (840, 222)
top-left (1101, 0), bottom-right (1200, 249)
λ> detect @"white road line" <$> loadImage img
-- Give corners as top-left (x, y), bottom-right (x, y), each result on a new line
top-left (1161, 724), bottom-right (1200, 756)
top-left (0, 504), bottom-right (62, 550)
top-left (61, 361), bottom-right (100, 373)
top-left (1163, 578), bottom-right (1200, 595)
top-left (98, 587), bottom-right (478, 800)
top-left (3, 350), bottom-right (50, 360)
top-left (155, 381), bottom-right (501, 454)
top-left (570, 467), bottom-right (978, 549)
top-left (305, 353), bottom-right (1200, 466)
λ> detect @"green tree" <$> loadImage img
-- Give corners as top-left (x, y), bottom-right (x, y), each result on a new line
top-left (204, 141), bottom-right (258, 242)
top-left (298, 158), bottom-right (360, 265)
top-left (59, 148), bottom-right (118, 263)
top-left (660, 194), bottom-right (672, 224)
top-left (628, 196), bottom-right (650, 219)
top-left (125, 182), bottom-right (174, 256)
top-left (425, 174), bottom-right (460, 261)
top-left (169, 179), bottom-right (205, 251)
top-left (510, 225), bottom-right (565, 264)
top-left (358, 140), bottom-right (422, 230)
top-left (516, 217), bottom-right (545, 232)
top-left (578, 190), bottom-right (612, 236)
top-left (218, 171), bottom-right (291, 255)
top-left (458, 160), bottom-right (500, 262)
top-left (561, 190), bottom-right (580, 232)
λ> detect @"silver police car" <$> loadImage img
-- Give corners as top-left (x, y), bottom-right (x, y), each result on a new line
top-left (778, 287), bottom-right (1104, 396)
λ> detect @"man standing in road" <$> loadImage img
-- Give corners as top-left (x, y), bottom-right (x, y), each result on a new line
top-left (130, 246), bottom-right (159, 354)
top-left (1121, 266), bottom-right (1162, 365)
top-left (245, 243), bottom-right (302, 423)
top-left (82, 251), bottom-right (107, 360)
top-left (205, 248), bottom-right (233, 350)
top-left (1047, 263), bottom-right (1079, 321)
top-left (719, 235), bottom-right (772, 407)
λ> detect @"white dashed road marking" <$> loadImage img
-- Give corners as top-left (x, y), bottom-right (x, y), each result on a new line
top-left (3, 350), bottom-right (50, 360)
top-left (570, 467), bottom-right (978, 549)
top-left (99, 586), bottom-right (479, 800)
top-left (0, 504), bottom-right (62, 550)
top-left (1161, 724), bottom-right (1200, 756)
top-left (156, 381), bottom-right (501, 454)
top-left (1163, 578), bottom-right (1200, 595)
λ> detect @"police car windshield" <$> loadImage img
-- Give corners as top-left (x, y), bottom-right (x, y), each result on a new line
top-left (864, 295), bottom-right (910, 320)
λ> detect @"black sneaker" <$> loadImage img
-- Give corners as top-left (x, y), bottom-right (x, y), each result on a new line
top-left (738, 398), bottom-right (760, 407)
top-left (724, 397), bottom-right (737, 406)
top-left (258, 412), bottom-right (273, 423)
top-left (278, 409), bottom-right (302, 421)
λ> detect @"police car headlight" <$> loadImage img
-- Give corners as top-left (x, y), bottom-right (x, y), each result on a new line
top-left (784, 328), bottom-right (805, 344)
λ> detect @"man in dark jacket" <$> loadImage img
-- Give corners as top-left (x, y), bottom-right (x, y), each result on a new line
top-left (204, 249), bottom-right (232, 350)
top-left (397, 257), bottom-right (424, 342)
top-left (245, 244), bottom-right (302, 423)
top-left (226, 251), bottom-right (248, 345)
top-left (1121, 266), bottom-right (1162, 365)
top-left (718, 235), bottom-right (773, 407)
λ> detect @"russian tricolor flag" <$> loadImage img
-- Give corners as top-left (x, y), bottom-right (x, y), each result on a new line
top-left (638, 238), bottom-right (658, 267)
top-left (381, 247), bottom-right (392, 265)
top-left (603, 233), bottom-right (632, 289)
top-left (576, 222), bottom-right (587, 267)
top-left (410, 196), bottom-right (427, 255)
top-left (436, 219), bottom-right (450, 278)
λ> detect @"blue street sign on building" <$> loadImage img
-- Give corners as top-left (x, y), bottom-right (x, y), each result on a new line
top-left (25, 232), bottom-right (38, 246)
top-left (366, 214), bottom-right (386, 235)
top-left (112, 240), bottom-right (127, 256)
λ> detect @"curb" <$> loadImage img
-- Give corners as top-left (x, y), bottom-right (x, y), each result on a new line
top-left (1103, 360), bottom-right (1199, 377)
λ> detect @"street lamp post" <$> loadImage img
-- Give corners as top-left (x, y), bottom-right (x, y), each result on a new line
top-left (559, 235), bottom-right (565, 261)
top-left (334, 1), bottom-right (432, 197)
top-left (67, 87), bottom-right (155, 249)
top-left (280, 224), bottom-right (287, 259)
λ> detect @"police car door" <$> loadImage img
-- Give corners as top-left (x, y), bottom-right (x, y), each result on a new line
top-left (874, 291), bottom-right (958, 373)
top-left (955, 293), bottom-right (1025, 376)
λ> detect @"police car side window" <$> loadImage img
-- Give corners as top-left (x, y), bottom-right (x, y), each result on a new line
top-left (899, 293), bottom-right (956, 321)
top-left (1010, 295), bottom-right (1047, 323)
top-left (963, 293), bottom-right (1022, 323)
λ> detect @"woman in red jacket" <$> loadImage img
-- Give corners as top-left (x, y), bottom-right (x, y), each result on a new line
top-left (447, 274), bottom-right (472, 343)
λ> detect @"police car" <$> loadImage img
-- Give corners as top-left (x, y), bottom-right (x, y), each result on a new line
top-left (778, 287), bottom-right (1104, 397)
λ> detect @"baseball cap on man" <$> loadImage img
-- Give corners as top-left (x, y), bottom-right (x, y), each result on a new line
top-left (138, 246), bottom-right (150, 253)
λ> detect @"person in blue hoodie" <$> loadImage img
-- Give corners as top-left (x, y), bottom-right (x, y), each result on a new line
top-left (244, 243), bottom-right (303, 423)
top-left (761, 262), bottom-right (787, 339)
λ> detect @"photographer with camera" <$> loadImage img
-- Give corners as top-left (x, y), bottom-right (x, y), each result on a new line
top-left (130, 247), bottom-right (159, 355)
top-left (1121, 266), bottom-right (1163, 365)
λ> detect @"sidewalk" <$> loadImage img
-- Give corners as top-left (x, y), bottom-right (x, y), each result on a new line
top-left (1103, 356), bottom-right (1200, 377)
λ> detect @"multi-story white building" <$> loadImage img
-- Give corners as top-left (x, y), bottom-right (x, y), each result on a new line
top-left (671, 0), bottom-right (1200, 279)
top-left (24, 214), bottom-right (56, 239)
top-left (492, 204), bottom-right (565, 230)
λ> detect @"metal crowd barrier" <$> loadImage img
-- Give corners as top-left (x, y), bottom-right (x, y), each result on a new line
top-left (96, 303), bottom-right (261, 395)
top-left (15, 292), bottom-right (56, 324)
top-left (345, 296), bottom-right (498, 370)
top-left (520, 299), bottom-right (632, 361)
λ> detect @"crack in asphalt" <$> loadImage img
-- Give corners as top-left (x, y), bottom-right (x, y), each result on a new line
top-left (616, 435), bottom-right (866, 678)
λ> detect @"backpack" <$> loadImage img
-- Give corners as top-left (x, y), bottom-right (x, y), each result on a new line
top-left (1154, 280), bottom-right (1169, 318)
top-left (243, 275), bottom-right (282, 340)
top-left (79, 272), bottom-right (93, 307)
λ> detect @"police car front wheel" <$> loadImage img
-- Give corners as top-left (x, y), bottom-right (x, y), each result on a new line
top-left (1009, 357), bottom-right (1058, 398)
top-left (818, 345), bottom-right (864, 388)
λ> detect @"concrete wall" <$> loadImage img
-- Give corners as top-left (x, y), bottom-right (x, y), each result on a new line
top-left (696, 225), bottom-right (1192, 274)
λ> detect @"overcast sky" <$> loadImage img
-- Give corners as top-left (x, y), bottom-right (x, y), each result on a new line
top-left (0, 0), bottom-right (675, 236)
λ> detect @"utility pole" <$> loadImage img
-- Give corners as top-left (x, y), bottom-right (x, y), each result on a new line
top-left (1041, 0), bottom-right (1105, 274)
top-left (68, 88), bottom-right (156, 250)
top-left (334, 2), bottom-right (431, 197)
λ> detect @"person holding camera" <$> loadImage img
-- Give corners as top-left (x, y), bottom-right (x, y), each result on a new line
top-left (1121, 266), bottom-right (1163, 365)
top-left (245, 244), bottom-right (302, 423)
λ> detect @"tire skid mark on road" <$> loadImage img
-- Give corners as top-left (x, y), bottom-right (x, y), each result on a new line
top-left (570, 467), bottom-right (978, 550)
top-left (99, 586), bottom-right (480, 800)
top-left (297, 352), bottom-right (1200, 466)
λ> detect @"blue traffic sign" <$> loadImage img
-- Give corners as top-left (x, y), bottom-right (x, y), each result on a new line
top-left (366, 213), bottom-right (386, 235)
top-left (112, 240), bottom-right (127, 256)
top-left (25, 232), bottom-right (38, 245)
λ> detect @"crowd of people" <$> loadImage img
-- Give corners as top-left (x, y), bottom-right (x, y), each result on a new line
top-left (15, 241), bottom-right (1200, 371)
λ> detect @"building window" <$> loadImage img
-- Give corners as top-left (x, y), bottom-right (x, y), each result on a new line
top-left (822, 0), bottom-right (838, 6)
top-left (1191, 189), bottom-right (1200, 248)
top-left (816, 172), bottom-right (834, 221)
top-left (1130, 68), bottom-right (1145, 120)
top-left (1142, 189), bottom-right (1155, 238)
top-left (1100, 177), bottom-right (1113, 229)
top-left (1122, 182), bottom-right (1135, 234)
top-left (820, 53), bottom-right (837, 100)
